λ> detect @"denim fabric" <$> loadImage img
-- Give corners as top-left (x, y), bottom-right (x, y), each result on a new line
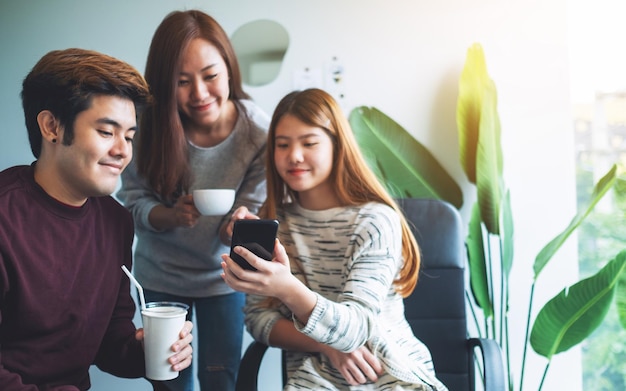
top-left (143, 289), bottom-right (245, 391)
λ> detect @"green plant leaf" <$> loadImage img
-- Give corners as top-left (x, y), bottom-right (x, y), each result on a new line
top-left (530, 249), bottom-right (626, 359)
top-left (533, 164), bottom-right (618, 279)
top-left (467, 202), bottom-right (493, 318)
top-left (618, 260), bottom-right (626, 329)
top-left (475, 81), bottom-right (504, 235)
top-left (457, 43), bottom-right (504, 234)
top-left (349, 106), bottom-right (463, 208)
top-left (457, 43), bottom-right (490, 184)
top-left (501, 189), bottom-right (514, 279)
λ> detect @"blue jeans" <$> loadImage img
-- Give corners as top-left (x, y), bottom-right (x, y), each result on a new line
top-left (144, 289), bottom-right (245, 391)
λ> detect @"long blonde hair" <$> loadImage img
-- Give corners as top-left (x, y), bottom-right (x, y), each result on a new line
top-left (261, 88), bottom-right (420, 297)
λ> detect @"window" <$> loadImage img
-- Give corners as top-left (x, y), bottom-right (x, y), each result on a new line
top-left (569, 1), bottom-right (626, 389)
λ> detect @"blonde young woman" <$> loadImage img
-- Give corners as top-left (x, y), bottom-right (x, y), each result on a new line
top-left (221, 88), bottom-right (448, 390)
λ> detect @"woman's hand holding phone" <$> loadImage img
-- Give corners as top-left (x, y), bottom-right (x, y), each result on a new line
top-left (228, 219), bottom-right (279, 270)
top-left (221, 237), bottom-right (319, 325)
top-left (219, 205), bottom-right (259, 245)
top-left (220, 236), bottom-right (291, 295)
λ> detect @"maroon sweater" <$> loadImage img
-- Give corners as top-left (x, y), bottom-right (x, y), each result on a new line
top-left (0, 164), bottom-right (145, 390)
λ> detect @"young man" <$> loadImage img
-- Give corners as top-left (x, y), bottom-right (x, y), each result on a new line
top-left (0, 48), bottom-right (193, 390)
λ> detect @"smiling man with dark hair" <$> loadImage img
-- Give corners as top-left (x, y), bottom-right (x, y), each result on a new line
top-left (0, 48), bottom-right (194, 391)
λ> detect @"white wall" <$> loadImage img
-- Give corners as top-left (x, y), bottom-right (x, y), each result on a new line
top-left (0, 0), bottom-right (580, 390)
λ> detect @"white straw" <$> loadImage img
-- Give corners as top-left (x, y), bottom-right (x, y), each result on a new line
top-left (121, 265), bottom-right (146, 311)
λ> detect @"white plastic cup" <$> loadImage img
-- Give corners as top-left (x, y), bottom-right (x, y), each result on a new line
top-left (142, 301), bottom-right (189, 381)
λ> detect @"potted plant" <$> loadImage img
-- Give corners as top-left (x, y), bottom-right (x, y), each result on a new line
top-left (349, 43), bottom-right (626, 391)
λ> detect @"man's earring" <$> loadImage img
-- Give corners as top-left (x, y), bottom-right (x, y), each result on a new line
top-left (52, 139), bottom-right (57, 143)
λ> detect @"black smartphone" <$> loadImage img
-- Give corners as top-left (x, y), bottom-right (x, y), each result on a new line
top-left (230, 219), bottom-right (279, 271)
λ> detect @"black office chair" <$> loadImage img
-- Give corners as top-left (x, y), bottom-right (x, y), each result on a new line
top-left (236, 198), bottom-right (505, 391)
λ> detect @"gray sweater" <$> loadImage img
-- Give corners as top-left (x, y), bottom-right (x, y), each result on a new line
top-left (117, 100), bottom-right (269, 297)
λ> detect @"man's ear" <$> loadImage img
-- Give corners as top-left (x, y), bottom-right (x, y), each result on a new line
top-left (37, 110), bottom-right (61, 144)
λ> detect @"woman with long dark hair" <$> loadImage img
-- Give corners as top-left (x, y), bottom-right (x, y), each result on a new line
top-left (118, 10), bottom-right (269, 391)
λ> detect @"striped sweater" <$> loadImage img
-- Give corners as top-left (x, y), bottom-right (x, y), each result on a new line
top-left (244, 202), bottom-right (448, 390)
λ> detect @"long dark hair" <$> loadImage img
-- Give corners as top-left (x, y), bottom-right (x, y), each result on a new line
top-left (22, 48), bottom-right (149, 158)
top-left (136, 10), bottom-right (249, 201)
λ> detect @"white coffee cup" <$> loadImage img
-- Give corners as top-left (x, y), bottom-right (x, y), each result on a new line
top-left (142, 301), bottom-right (189, 381)
top-left (192, 189), bottom-right (235, 216)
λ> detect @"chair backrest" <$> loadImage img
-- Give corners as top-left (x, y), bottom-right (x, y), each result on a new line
top-left (396, 198), bottom-right (470, 391)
